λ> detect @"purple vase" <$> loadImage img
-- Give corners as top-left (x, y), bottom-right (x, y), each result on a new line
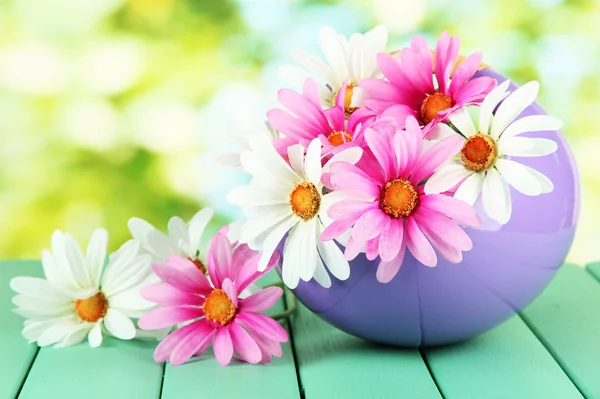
top-left (281, 69), bottom-right (581, 347)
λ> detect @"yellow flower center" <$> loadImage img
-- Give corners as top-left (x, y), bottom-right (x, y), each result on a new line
top-left (203, 289), bottom-right (237, 326)
top-left (190, 258), bottom-right (206, 274)
top-left (380, 178), bottom-right (419, 218)
top-left (460, 133), bottom-right (497, 172)
top-left (420, 92), bottom-right (454, 125)
top-left (75, 292), bottom-right (108, 322)
top-left (327, 131), bottom-right (353, 147)
top-left (333, 83), bottom-right (358, 116)
top-left (289, 181), bottom-right (321, 221)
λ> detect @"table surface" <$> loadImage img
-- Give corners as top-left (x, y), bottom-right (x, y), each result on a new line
top-left (2, 260), bottom-right (600, 399)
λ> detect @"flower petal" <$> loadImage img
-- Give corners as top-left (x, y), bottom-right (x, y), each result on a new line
top-left (86, 228), bottom-right (108, 288)
top-left (103, 308), bottom-right (136, 340)
top-left (141, 283), bottom-right (204, 306)
top-left (419, 194), bottom-right (481, 226)
top-left (230, 322), bottom-right (262, 364)
top-left (138, 306), bottom-right (204, 330)
top-left (88, 321), bottom-right (103, 348)
top-left (478, 79), bottom-right (511, 135)
top-left (498, 137), bottom-right (558, 157)
top-left (240, 286), bottom-right (283, 313)
top-left (187, 208), bottom-right (214, 258)
top-left (491, 81), bottom-right (539, 140)
top-left (482, 167), bottom-right (512, 224)
top-left (376, 239), bottom-right (406, 283)
top-left (405, 216), bottom-right (437, 267)
top-left (454, 172), bottom-right (485, 206)
top-left (169, 320), bottom-right (214, 366)
top-left (495, 158), bottom-right (553, 196)
top-left (214, 326), bottom-right (234, 366)
top-left (424, 162), bottom-right (472, 195)
top-left (236, 311), bottom-right (288, 342)
top-left (378, 218), bottom-right (404, 262)
top-left (500, 115), bottom-right (563, 139)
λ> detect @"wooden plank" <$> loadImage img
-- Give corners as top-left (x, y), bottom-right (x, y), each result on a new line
top-left (520, 264), bottom-right (600, 398)
top-left (424, 316), bottom-right (582, 398)
top-left (0, 261), bottom-right (44, 398)
top-left (291, 302), bottom-right (441, 399)
top-left (160, 271), bottom-right (301, 399)
top-left (586, 262), bottom-right (600, 282)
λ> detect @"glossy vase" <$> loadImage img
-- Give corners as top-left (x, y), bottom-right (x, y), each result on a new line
top-left (282, 69), bottom-right (581, 347)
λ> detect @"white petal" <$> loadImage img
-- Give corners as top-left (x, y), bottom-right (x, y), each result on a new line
top-left (187, 208), bottom-right (214, 258)
top-left (102, 253), bottom-right (152, 298)
top-left (312, 253), bottom-right (332, 288)
top-left (495, 158), bottom-right (554, 195)
top-left (498, 137), bottom-right (558, 157)
top-left (63, 233), bottom-right (93, 288)
top-left (291, 48), bottom-right (338, 86)
top-left (424, 162), bottom-right (472, 195)
top-left (278, 64), bottom-right (313, 88)
top-left (287, 144), bottom-right (305, 177)
top-left (323, 147), bottom-right (363, 171)
top-left (449, 107), bottom-right (477, 137)
top-left (427, 123), bottom-right (458, 140)
top-left (257, 216), bottom-right (298, 271)
top-left (86, 228), bottom-right (108, 288)
top-left (101, 240), bottom-right (139, 288)
top-left (128, 218), bottom-right (155, 244)
top-left (282, 224), bottom-right (302, 289)
top-left (454, 172), bottom-right (485, 205)
top-left (51, 231), bottom-right (83, 292)
top-left (23, 320), bottom-right (56, 343)
top-left (316, 225), bottom-right (350, 281)
top-left (12, 295), bottom-right (73, 319)
top-left (168, 216), bottom-right (189, 252)
top-left (491, 81), bottom-right (539, 140)
top-left (298, 219), bottom-right (319, 282)
top-left (319, 25), bottom-right (349, 81)
top-left (227, 185), bottom-right (286, 208)
top-left (240, 205), bottom-right (292, 243)
top-left (482, 168), bottom-right (512, 224)
top-left (240, 144), bottom-right (302, 187)
top-left (108, 285), bottom-right (155, 313)
top-left (37, 317), bottom-right (80, 347)
top-left (10, 276), bottom-right (71, 301)
top-left (305, 139), bottom-right (323, 186)
top-left (501, 115), bottom-right (563, 139)
top-left (478, 79), bottom-right (511, 135)
top-left (103, 308), bottom-right (136, 340)
top-left (42, 250), bottom-right (64, 288)
top-left (88, 322), bottom-right (103, 347)
top-left (55, 323), bottom-right (93, 348)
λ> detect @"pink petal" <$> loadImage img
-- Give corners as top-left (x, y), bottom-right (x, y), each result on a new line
top-left (229, 322), bottom-right (262, 364)
top-left (141, 283), bottom-right (205, 306)
top-left (236, 251), bottom-right (280, 294)
top-left (344, 235), bottom-right (363, 261)
top-left (396, 116), bottom-right (423, 175)
top-left (240, 286), bottom-right (283, 312)
top-left (207, 233), bottom-right (233, 289)
top-left (376, 239), bottom-right (407, 283)
top-left (449, 51), bottom-right (483, 95)
top-left (405, 216), bottom-right (437, 267)
top-left (213, 326), bottom-right (234, 366)
top-left (267, 109), bottom-right (315, 140)
top-left (365, 234), bottom-right (380, 261)
top-left (153, 321), bottom-right (208, 363)
top-left (170, 320), bottom-right (214, 366)
top-left (324, 107), bottom-right (345, 133)
top-left (378, 218), bottom-right (404, 262)
top-left (231, 244), bottom-right (258, 278)
top-left (434, 31), bottom-right (459, 94)
top-left (139, 305), bottom-right (204, 330)
top-left (400, 37), bottom-right (434, 95)
top-left (152, 262), bottom-right (211, 295)
top-left (380, 104), bottom-right (417, 128)
top-left (329, 170), bottom-right (380, 198)
top-left (454, 77), bottom-right (496, 105)
top-left (352, 208), bottom-right (388, 243)
top-left (164, 256), bottom-right (212, 287)
top-left (364, 128), bottom-right (394, 180)
top-left (236, 311), bottom-right (288, 342)
top-left (419, 194), bottom-right (481, 226)
top-left (278, 86), bottom-right (330, 133)
top-left (414, 207), bottom-right (473, 252)
top-left (321, 218), bottom-right (356, 242)
top-left (221, 278), bottom-right (239, 307)
top-left (410, 135), bottom-right (464, 185)
top-left (377, 52), bottom-right (405, 87)
top-left (328, 200), bottom-right (377, 221)
top-left (250, 330), bottom-right (283, 364)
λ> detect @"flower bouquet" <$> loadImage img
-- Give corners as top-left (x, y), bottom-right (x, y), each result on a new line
top-left (226, 27), bottom-right (579, 346)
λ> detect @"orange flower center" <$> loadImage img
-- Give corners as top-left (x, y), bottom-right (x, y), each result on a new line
top-left (420, 92), bottom-right (454, 125)
top-left (333, 83), bottom-right (358, 116)
top-left (460, 133), bottom-right (497, 172)
top-left (289, 181), bottom-right (321, 221)
top-left (190, 258), bottom-right (206, 274)
top-left (75, 292), bottom-right (108, 322)
top-left (327, 131), bottom-right (353, 147)
top-left (380, 178), bottom-right (419, 218)
top-left (203, 289), bottom-right (237, 326)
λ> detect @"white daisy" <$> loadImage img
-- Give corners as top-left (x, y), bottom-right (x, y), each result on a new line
top-left (279, 25), bottom-right (388, 114)
top-left (227, 137), bottom-right (362, 289)
top-left (425, 80), bottom-right (562, 224)
top-left (128, 208), bottom-right (215, 274)
top-left (10, 229), bottom-right (155, 348)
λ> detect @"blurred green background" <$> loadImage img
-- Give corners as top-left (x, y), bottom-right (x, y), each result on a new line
top-left (0, 0), bottom-right (597, 265)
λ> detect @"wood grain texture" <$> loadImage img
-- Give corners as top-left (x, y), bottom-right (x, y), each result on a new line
top-left (160, 271), bottom-right (301, 399)
top-left (424, 316), bottom-right (582, 399)
top-left (291, 302), bottom-right (441, 399)
top-left (521, 264), bottom-right (600, 399)
top-left (0, 261), bottom-right (43, 398)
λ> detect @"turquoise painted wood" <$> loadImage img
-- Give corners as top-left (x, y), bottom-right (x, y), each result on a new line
top-left (0, 261), bottom-right (43, 398)
top-left (424, 316), bottom-right (582, 398)
top-left (521, 264), bottom-right (600, 398)
top-left (160, 271), bottom-right (301, 399)
top-left (586, 261), bottom-right (600, 282)
top-left (290, 302), bottom-right (442, 399)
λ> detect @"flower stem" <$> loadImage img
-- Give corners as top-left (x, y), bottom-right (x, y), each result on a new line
top-left (266, 281), bottom-right (297, 321)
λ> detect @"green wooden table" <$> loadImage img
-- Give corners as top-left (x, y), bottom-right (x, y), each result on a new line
top-left (2, 260), bottom-right (600, 399)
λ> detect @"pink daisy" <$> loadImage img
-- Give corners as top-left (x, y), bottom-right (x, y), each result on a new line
top-left (321, 116), bottom-right (481, 283)
top-left (360, 31), bottom-right (496, 132)
top-left (138, 232), bottom-right (287, 366)
top-left (267, 78), bottom-right (374, 156)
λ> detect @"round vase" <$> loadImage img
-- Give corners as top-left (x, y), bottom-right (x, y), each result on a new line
top-left (284, 69), bottom-right (581, 347)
